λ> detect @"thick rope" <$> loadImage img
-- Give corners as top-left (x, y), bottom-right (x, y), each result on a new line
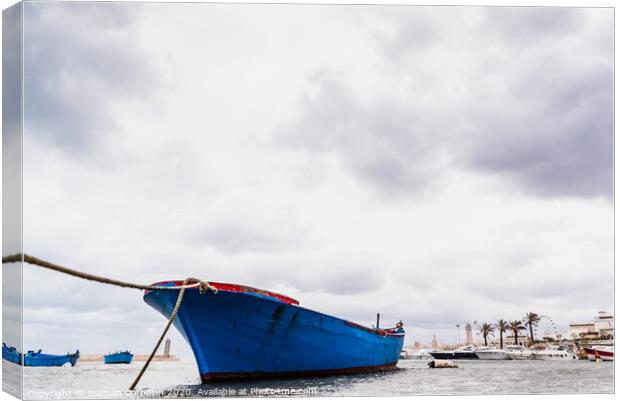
top-left (129, 279), bottom-right (188, 390)
top-left (2, 252), bottom-right (218, 390)
top-left (1, 253), bottom-right (217, 293)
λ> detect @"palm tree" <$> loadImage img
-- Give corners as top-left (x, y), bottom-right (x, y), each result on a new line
top-left (525, 312), bottom-right (541, 344)
top-left (509, 320), bottom-right (526, 345)
top-left (496, 319), bottom-right (509, 349)
top-left (479, 322), bottom-right (495, 346)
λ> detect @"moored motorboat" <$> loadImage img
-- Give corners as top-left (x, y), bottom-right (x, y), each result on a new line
top-left (506, 345), bottom-right (535, 360)
top-left (453, 345), bottom-right (479, 359)
top-left (475, 346), bottom-right (510, 360)
top-left (584, 346), bottom-right (614, 361)
top-left (410, 349), bottom-right (434, 360)
top-left (144, 281), bottom-right (404, 382)
top-left (429, 350), bottom-right (454, 360)
top-left (24, 350), bottom-right (80, 367)
top-left (400, 348), bottom-right (412, 359)
top-left (2, 343), bottom-right (22, 365)
top-left (104, 351), bottom-right (134, 364)
top-left (532, 346), bottom-right (576, 361)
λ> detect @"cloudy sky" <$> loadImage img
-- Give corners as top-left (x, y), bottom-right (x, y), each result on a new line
top-left (11, 2), bottom-right (614, 359)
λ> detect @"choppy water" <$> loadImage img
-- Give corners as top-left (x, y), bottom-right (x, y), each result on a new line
top-left (4, 358), bottom-right (613, 399)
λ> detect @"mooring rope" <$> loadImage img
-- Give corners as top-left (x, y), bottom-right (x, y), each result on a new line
top-left (2, 253), bottom-right (218, 389)
top-left (129, 278), bottom-right (189, 391)
top-left (1, 253), bottom-right (218, 293)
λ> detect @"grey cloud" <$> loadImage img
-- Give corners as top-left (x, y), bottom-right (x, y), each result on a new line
top-left (465, 270), bottom-right (613, 307)
top-left (462, 32), bottom-right (613, 198)
top-left (278, 8), bottom-right (612, 199)
top-left (23, 2), bottom-right (157, 155)
top-left (193, 222), bottom-right (303, 254)
top-left (293, 264), bottom-right (386, 296)
top-left (275, 72), bottom-right (447, 197)
top-left (245, 257), bottom-right (387, 296)
top-left (374, 8), bottom-right (438, 66)
top-left (453, 8), bottom-right (612, 199)
top-left (482, 7), bottom-right (581, 45)
top-left (190, 210), bottom-right (309, 254)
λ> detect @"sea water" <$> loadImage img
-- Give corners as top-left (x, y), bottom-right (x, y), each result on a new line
top-left (5, 358), bottom-right (613, 399)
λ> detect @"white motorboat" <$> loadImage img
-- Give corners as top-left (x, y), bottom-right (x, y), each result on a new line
top-left (452, 345), bottom-right (479, 359)
top-left (410, 348), bottom-right (433, 360)
top-left (475, 346), bottom-right (510, 360)
top-left (400, 349), bottom-right (412, 359)
top-left (532, 346), bottom-right (577, 361)
top-left (506, 345), bottom-right (535, 360)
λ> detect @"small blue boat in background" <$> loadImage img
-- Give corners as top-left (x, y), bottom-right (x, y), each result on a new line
top-left (24, 349), bottom-right (80, 367)
top-left (2, 343), bottom-right (22, 365)
top-left (145, 281), bottom-right (405, 382)
top-left (104, 351), bottom-right (133, 364)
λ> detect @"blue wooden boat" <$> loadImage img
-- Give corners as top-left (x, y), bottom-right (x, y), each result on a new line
top-left (2, 343), bottom-right (22, 365)
top-left (104, 351), bottom-right (133, 364)
top-left (24, 349), bottom-right (80, 367)
top-left (144, 281), bottom-right (404, 382)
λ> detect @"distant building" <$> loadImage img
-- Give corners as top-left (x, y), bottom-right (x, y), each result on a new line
top-left (431, 335), bottom-right (438, 349)
top-left (465, 323), bottom-right (473, 345)
top-left (568, 323), bottom-right (597, 339)
top-left (163, 338), bottom-right (171, 358)
top-left (492, 334), bottom-right (529, 346)
top-left (594, 311), bottom-right (614, 338)
top-left (568, 311), bottom-right (614, 340)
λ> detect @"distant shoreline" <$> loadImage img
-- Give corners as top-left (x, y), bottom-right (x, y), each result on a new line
top-left (79, 355), bottom-right (179, 362)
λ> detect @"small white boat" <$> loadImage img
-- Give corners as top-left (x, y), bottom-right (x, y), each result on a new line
top-left (475, 346), bottom-right (510, 360)
top-left (532, 346), bottom-right (577, 361)
top-left (399, 349), bottom-right (412, 359)
top-left (410, 349), bottom-right (433, 360)
top-left (506, 345), bottom-right (535, 360)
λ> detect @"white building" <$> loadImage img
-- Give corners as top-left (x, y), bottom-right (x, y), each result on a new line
top-left (593, 311), bottom-right (614, 338)
top-left (568, 311), bottom-right (614, 340)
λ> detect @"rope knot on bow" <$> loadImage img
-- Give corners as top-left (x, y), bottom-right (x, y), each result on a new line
top-left (187, 277), bottom-right (218, 294)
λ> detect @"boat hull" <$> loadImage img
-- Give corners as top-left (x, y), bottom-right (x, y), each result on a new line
top-left (24, 351), bottom-right (79, 367)
top-left (584, 347), bottom-right (614, 361)
top-left (429, 352), bottom-right (454, 360)
top-left (144, 283), bottom-right (404, 382)
top-left (104, 352), bottom-right (134, 364)
top-left (453, 351), bottom-right (479, 360)
top-left (532, 351), bottom-right (576, 361)
top-left (2, 344), bottom-right (22, 365)
top-left (410, 353), bottom-right (432, 360)
top-left (507, 352), bottom-right (534, 360)
top-left (475, 351), bottom-right (510, 360)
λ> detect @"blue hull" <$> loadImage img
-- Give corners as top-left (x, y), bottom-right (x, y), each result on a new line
top-left (24, 350), bottom-right (79, 367)
top-left (104, 352), bottom-right (133, 364)
top-left (144, 282), bottom-right (404, 382)
top-left (2, 344), bottom-right (22, 365)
